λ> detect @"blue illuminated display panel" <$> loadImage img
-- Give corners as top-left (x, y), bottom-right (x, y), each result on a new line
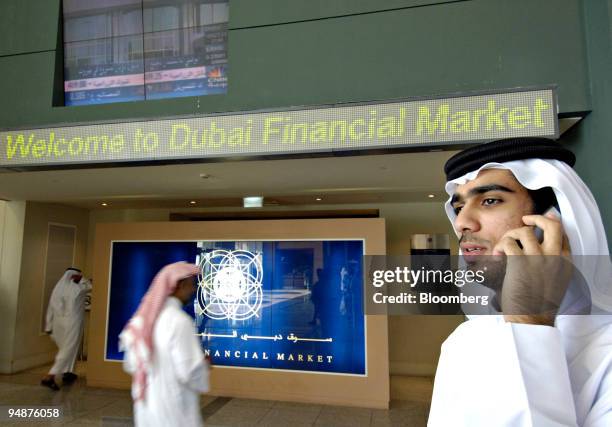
top-left (106, 240), bottom-right (366, 375)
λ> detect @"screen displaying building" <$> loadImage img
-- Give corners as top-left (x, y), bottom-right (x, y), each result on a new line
top-left (63, 0), bottom-right (229, 106)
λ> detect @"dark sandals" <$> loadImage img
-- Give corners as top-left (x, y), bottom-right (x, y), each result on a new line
top-left (62, 372), bottom-right (78, 385)
top-left (40, 378), bottom-right (60, 391)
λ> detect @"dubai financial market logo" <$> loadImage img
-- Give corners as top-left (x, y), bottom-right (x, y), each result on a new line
top-left (195, 249), bottom-right (263, 321)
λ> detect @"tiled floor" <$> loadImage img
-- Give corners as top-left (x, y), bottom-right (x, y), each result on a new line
top-left (0, 364), bottom-right (432, 426)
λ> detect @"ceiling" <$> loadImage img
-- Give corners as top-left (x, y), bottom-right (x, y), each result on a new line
top-left (0, 150), bottom-right (458, 210)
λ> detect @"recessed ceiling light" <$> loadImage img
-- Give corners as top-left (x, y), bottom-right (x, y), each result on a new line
top-left (243, 196), bottom-right (263, 208)
top-left (199, 173), bottom-right (211, 179)
top-left (190, 200), bottom-right (197, 205)
top-left (316, 197), bottom-right (322, 201)
top-left (101, 202), bottom-right (108, 206)
top-left (428, 194), bottom-right (435, 198)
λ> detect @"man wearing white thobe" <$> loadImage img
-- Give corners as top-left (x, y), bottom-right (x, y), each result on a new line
top-left (428, 138), bottom-right (612, 426)
top-left (120, 262), bottom-right (210, 427)
top-left (42, 267), bottom-right (91, 390)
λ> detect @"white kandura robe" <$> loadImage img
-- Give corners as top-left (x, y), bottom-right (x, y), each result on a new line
top-left (428, 315), bottom-right (612, 426)
top-left (45, 276), bottom-right (92, 375)
top-left (123, 297), bottom-right (210, 427)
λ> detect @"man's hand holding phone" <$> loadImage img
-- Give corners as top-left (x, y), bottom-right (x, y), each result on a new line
top-left (492, 207), bottom-right (573, 326)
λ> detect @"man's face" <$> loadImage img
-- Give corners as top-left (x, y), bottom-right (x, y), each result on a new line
top-left (176, 276), bottom-right (197, 304)
top-left (451, 168), bottom-right (534, 259)
top-left (185, 276), bottom-right (196, 299)
top-left (71, 274), bottom-right (82, 283)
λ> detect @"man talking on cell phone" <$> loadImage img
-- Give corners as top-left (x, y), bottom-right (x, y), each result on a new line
top-left (428, 138), bottom-right (612, 426)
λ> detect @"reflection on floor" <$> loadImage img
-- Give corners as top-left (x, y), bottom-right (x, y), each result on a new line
top-left (0, 363), bottom-right (432, 426)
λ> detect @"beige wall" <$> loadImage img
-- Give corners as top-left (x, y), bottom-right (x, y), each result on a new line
top-left (86, 201), bottom-right (458, 257)
top-left (378, 203), bottom-right (464, 376)
top-left (0, 201), bottom-right (26, 373)
top-left (87, 201), bottom-right (464, 377)
top-left (11, 202), bottom-right (89, 372)
top-left (378, 202), bottom-right (459, 255)
top-left (85, 208), bottom-right (169, 275)
top-left (89, 219), bottom-right (389, 408)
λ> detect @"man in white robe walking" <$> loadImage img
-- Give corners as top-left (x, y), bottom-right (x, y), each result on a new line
top-left (120, 261), bottom-right (210, 427)
top-left (42, 267), bottom-right (92, 390)
top-left (428, 138), bottom-right (612, 426)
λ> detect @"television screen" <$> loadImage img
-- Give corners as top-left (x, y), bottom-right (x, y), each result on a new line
top-left (63, 0), bottom-right (229, 106)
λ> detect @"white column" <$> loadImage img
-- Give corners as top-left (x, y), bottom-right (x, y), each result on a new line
top-left (0, 201), bottom-right (26, 373)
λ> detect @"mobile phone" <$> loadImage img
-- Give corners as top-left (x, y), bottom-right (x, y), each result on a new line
top-left (534, 206), bottom-right (561, 243)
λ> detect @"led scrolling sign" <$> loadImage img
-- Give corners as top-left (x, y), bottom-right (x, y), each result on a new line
top-left (0, 88), bottom-right (557, 168)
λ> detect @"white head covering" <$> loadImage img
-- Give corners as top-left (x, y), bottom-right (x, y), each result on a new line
top-left (50, 268), bottom-right (82, 295)
top-left (444, 158), bottom-right (612, 312)
top-left (59, 268), bottom-right (81, 281)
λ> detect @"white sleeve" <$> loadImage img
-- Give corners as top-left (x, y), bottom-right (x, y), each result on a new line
top-left (79, 278), bottom-right (93, 293)
top-left (171, 317), bottom-right (209, 393)
top-left (429, 318), bottom-right (578, 427)
top-left (583, 370), bottom-right (612, 427)
top-left (122, 347), bottom-right (137, 375)
top-left (511, 323), bottom-right (577, 425)
top-left (45, 286), bottom-right (59, 332)
top-left (44, 302), bottom-right (54, 332)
